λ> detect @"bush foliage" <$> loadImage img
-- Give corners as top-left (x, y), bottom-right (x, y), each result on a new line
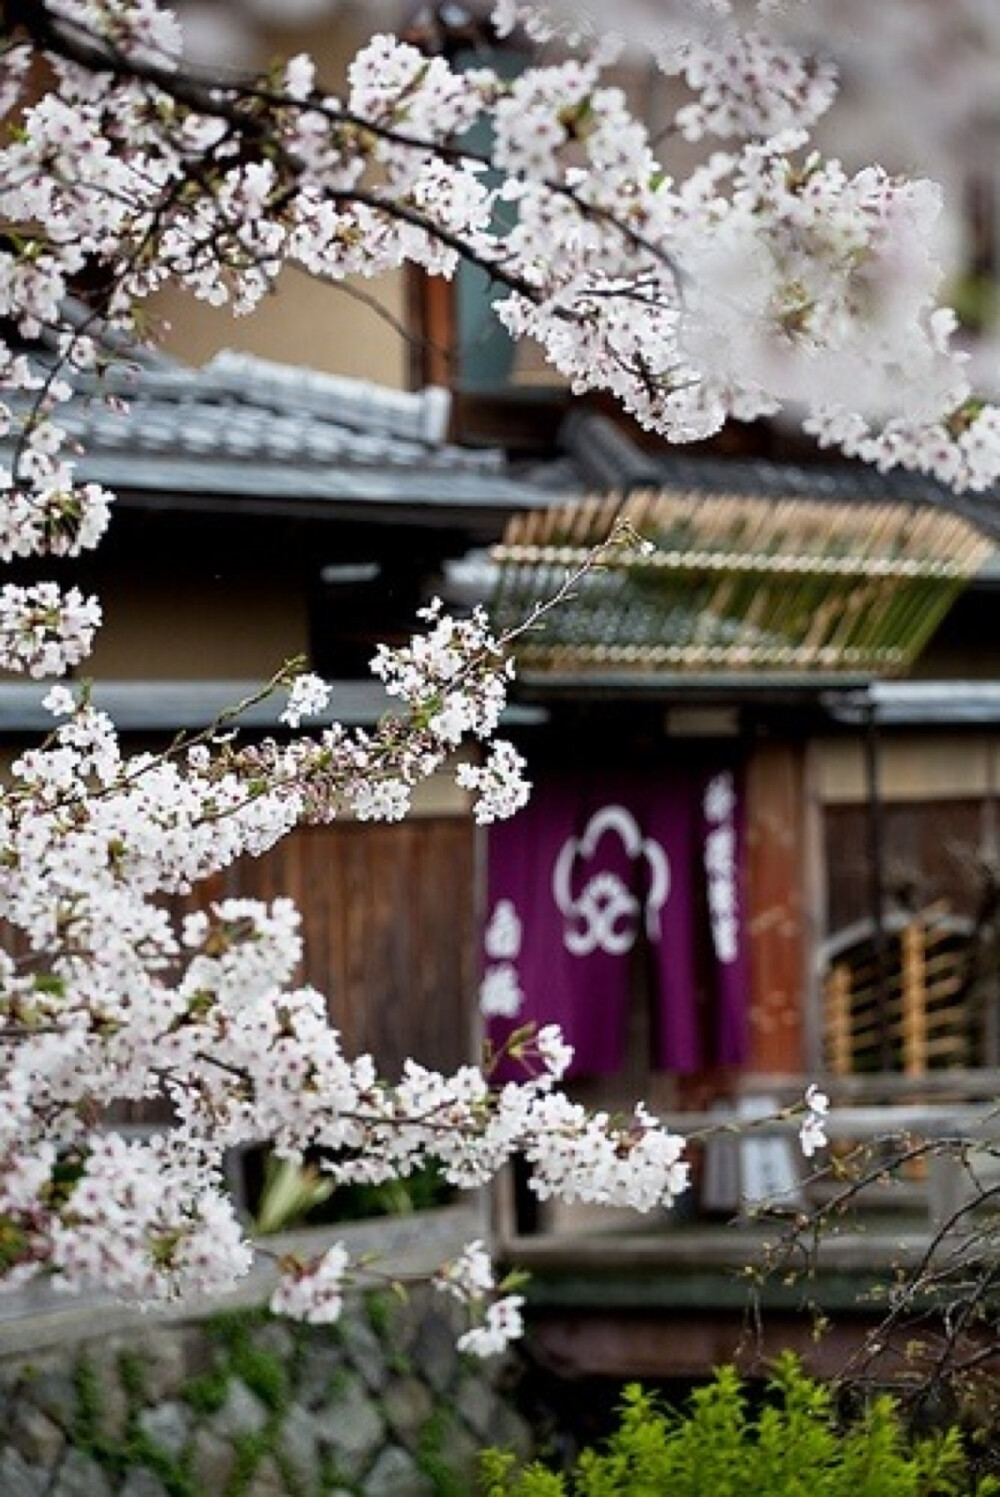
top-left (481, 1354), bottom-right (998, 1496)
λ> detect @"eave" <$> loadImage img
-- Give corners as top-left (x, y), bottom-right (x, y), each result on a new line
top-left (0, 679), bottom-right (548, 735)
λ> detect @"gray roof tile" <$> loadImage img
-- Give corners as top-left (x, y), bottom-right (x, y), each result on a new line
top-left (559, 411), bottom-right (1000, 542)
top-left (3, 342), bottom-right (580, 514)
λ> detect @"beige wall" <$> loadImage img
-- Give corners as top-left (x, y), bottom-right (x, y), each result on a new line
top-left (158, 4), bottom-right (407, 386)
top-left (86, 577), bottom-right (309, 680)
top-left (818, 733), bottom-right (1000, 804)
top-left (159, 266), bottom-right (407, 386)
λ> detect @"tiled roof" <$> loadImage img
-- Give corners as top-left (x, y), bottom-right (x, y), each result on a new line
top-left (4, 345), bottom-right (576, 514)
top-left (11, 331), bottom-right (999, 538)
top-left (559, 411), bottom-right (1000, 542)
top-left (58, 350), bottom-right (498, 471)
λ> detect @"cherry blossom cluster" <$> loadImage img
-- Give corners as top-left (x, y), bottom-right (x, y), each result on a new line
top-left (269, 1237), bottom-right (526, 1357)
top-left (0, 583), bottom-right (102, 678)
top-left (434, 1239), bottom-right (525, 1358)
top-left (456, 742), bottom-right (530, 826)
top-left (279, 672), bottom-right (332, 730)
top-left (1, 0), bottom-right (998, 702)
top-left (675, 30), bottom-right (838, 144)
top-left (0, 814), bottom-right (696, 1325)
top-left (799, 1083), bottom-right (831, 1160)
top-left (270, 1243), bottom-right (350, 1325)
top-left (210, 601), bottom-right (531, 829)
top-left (0, 544), bottom-right (688, 1341)
top-left (371, 599), bottom-right (514, 749)
top-left (456, 1296), bottom-right (526, 1359)
top-left (24, 0), bottom-right (1000, 1344)
top-left (492, 1), bottom-right (1000, 487)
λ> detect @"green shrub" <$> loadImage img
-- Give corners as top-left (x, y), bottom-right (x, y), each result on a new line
top-left (480, 1355), bottom-right (998, 1496)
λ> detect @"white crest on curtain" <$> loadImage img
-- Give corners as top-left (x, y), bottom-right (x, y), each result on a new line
top-left (480, 898), bottom-right (525, 1016)
top-left (479, 963), bottom-right (524, 1017)
top-left (484, 897), bottom-right (522, 960)
top-left (551, 804), bottom-right (670, 957)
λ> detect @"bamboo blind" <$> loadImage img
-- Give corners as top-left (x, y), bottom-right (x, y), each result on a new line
top-left (490, 490), bottom-right (993, 675)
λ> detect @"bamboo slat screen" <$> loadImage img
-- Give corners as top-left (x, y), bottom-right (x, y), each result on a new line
top-left (822, 909), bottom-right (977, 1076)
top-left (490, 491), bottom-right (993, 674)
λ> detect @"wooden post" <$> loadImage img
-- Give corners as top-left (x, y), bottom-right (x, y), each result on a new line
top-left (405, 268), bottom-right (456, 394)
top-left (745, 742), bottom-right (809, 1073)
top-left (863, 701), bottom-right (893, 1071)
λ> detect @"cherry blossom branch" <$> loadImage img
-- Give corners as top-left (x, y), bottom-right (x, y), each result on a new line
top-left (6, 0), bottom-right (1000, 1362)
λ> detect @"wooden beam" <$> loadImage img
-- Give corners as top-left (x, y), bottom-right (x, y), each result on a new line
top-left (452, 388), bottom-right (570, 450)
top-left (526, 1307), bottom-right (1000, 1382)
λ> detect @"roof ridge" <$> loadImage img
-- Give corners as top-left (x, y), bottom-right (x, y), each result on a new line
top-left (201, 350), bottom-right (453, 445)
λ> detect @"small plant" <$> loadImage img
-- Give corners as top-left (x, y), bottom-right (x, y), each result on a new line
top-left (253, 1155), bottom-right (336, 1236)
top-left (248, 1150), bottom-right (455, 1233)
top-left (418, 1408), bottom-right (468, 1497)
top-left (480, 1355), bottom-right (998, 1496)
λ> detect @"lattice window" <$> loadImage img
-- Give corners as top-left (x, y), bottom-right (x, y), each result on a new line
top-left (821, 909), bottom-right (979, 1076)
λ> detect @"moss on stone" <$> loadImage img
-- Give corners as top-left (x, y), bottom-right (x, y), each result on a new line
top-left (416, 1408), bottom-right (468, 1497)
top-left (124, 1428), bottom-right (195, 1497)
top-left (182, 1366), bottom-right (230, 1417)
top-left (118, 1349), bottom-right (147, 1407)
top-left (227, 1427), bottom-right (272, 1493)
top-left (65, 1350), bottom-right (197, 1497)
top-left (229, 1343), bottom-right (289, 1415)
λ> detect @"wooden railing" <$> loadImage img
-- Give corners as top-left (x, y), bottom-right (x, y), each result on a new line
top-left (493, 1070), bottom-right (1000, 1265)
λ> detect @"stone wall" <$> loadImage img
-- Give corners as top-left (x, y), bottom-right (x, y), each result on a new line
top-left (0, 1210), bottom-right (533, 1496)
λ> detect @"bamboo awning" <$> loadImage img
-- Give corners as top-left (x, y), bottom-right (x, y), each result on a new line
top-left (489, 489), bottom-right (995, 676)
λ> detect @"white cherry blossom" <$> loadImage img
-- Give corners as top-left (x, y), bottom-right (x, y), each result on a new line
top-left (457, 1294), bottom-right (526, 1358)
top-left (22, 0), bottom-right (1000, 1344)
top-left (800, 1083), bottom-right (831, 1159)
top-left (280, 672), bottom-right (332, 729)
top-left (270, 1243), bottom-right (350, 1324)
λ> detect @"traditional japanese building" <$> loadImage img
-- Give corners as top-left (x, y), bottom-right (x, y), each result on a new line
top-left (6, 330), bottom-right (1000, 1378)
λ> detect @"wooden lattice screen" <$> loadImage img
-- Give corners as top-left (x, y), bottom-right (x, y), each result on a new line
top-left (490, 491), bottom-right (993, 675)
top-left (822, 911), bottom-right (976, 1076)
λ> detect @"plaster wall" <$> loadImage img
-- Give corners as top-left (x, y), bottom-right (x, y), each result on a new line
top-left (86, 577), bottom-right (309, 681)
top-left (817, 733), bottom-right (1000, 804)
top-left (155, 6), bottom-right (408, 387)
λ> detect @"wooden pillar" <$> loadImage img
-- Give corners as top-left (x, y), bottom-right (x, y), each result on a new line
top-left (405, 268), bottom-right (456, 393)
top-left (744, 741), bottom-right (810, 1073)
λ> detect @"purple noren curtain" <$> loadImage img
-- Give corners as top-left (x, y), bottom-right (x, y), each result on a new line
top-left (480, 766), bottom-right (749, 1079)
